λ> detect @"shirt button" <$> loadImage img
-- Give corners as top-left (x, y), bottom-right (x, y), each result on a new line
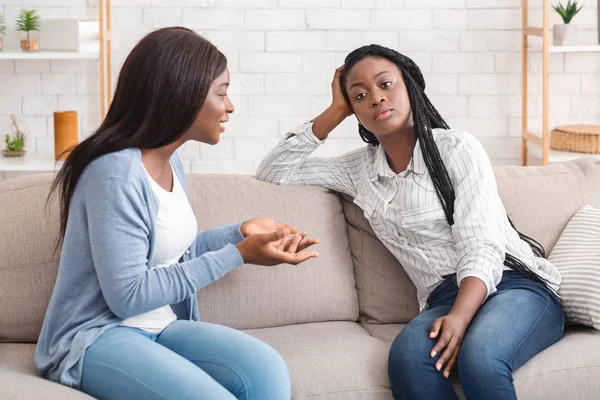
top-left (185, 250), bottom-right (190, 255)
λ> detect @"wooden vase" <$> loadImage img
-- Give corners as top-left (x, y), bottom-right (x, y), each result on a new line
top-left (54, 111), bottom-right (79, 161)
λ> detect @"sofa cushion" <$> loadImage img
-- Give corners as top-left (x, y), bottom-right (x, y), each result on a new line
top-left (245, 321), bottom-right (393, 400)
top-left (360, 324), bottom-right (600, 400)
top-left (548, 205), bottom-right (600, 329)
top-left (0, 344), bottom-right (93, 399)
top-left (342, 196), bottom-right (419, 325)
top-left (343, 157), bottom-right (600, 325)
top-left (494, 156), bottom-right (600, 254)
top-left (0, 343), bottom-right (39, 376)
top-left (0, 174), bottom-right (60, 343)
top-left (0, 173), bottom-right (359, 341)
top-left (513, 327), bottom-right (600, 399)
top-left (360, 323), bottom-right (405, 344)
top-left (187, 174), bottom-right (358, 330)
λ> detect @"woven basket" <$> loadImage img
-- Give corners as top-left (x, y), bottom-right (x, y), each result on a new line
top-left (551, 125), bottom-right (600, 154)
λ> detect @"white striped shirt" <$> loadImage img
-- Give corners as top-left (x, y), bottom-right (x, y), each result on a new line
top-left (256, 121), bottom-right (561, 311)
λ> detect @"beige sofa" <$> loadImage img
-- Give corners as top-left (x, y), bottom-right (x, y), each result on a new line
top-left (1, 157), bottom-right (600, 400)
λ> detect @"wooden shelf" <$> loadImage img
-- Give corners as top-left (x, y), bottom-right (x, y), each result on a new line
top-left (0, 50), bottom-right (99, 60)
top-left (527, 145), bottom-right (600, 163)
top-left (0, 154), bottom-right (63, 172)
top-left (549, 45), bottom-right (600, 53)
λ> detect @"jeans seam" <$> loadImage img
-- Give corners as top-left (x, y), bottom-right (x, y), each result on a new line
top-left (559, 301), bottom-right (566, 337)
top-left (187, 358), bottom-right (250, 398)
top-left (508, 293), bottom-right (551, 368)
top-left (83, 360), bottom-right (170, 400)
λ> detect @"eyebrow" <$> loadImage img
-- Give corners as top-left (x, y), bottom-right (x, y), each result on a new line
top-left (219, 82), bottom-right (230, 87)
top-left (349, 70), bottom-right (390, 90)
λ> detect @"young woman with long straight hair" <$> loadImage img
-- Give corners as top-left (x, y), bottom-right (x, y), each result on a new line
top-left (36, 27), bottom-right (319, 400)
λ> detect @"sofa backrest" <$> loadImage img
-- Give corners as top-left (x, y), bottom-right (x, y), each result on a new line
top-left (186, 174), bottom-right (358, 330)
top-left (0, 173), bottom-right (359, 343)
top-left (0, 175), bottom-right (61, 343)
top-left (345, 156), bottom-right (600, 325)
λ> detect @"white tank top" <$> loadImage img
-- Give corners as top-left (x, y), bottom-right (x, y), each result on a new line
top-left (120, 161), bottom-right (197, 333)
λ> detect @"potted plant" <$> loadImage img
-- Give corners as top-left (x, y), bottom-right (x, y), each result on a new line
top-left (0, 12), bottom-right (6, 52)
top-left (16, 9), bottom-right (41, 52)
top-left (3, 115), bottom-right (27, 158)
top-left (553, 0), bottom-right (583, 46)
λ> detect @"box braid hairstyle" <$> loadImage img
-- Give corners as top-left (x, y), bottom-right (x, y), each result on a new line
top-left (340, 44), bottom-right (559, 300)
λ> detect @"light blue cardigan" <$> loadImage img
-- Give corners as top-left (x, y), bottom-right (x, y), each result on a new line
top-left (35, 147), bottom-right (245, 389)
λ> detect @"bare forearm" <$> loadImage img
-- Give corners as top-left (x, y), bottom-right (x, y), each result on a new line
top-left (449, 276), bottom-right (487, 324)
top-left (311, 106), bottom-right (348, 140)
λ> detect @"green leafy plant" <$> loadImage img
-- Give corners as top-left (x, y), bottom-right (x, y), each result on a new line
top-left (0, 12), bottom-right (6, 36)
top-left (5, 115), bottom-right (26, 153)
top-left (15, 9), bottom-right (41, 39)
top-left (553, 0), bottom-right (583, 24)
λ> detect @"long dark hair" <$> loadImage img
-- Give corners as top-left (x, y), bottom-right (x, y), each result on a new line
top-left (340, 44), bottom-right (558, 298)
top-left (49, 27), bottom-right (227, 245)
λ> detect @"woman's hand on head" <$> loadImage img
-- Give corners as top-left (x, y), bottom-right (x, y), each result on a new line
top-left (331, 65), bottom-right (353, 118)
top-left (311, 66), bottom-right (353, 140)
top-left (236, 224), bottom-right (320, 266)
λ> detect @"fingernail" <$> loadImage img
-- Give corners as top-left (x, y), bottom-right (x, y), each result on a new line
top-left (436, 363), bottom-right (441, 371)
top-left (431, 350), bottom-right (437, 358)
top-left (429, 332), bottom-right (434, 338)
top-left (444, 371), bottom-right (449, 378)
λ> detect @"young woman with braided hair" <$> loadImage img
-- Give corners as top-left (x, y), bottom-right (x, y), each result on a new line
top-left (256, 44), bottom-right (563, 400)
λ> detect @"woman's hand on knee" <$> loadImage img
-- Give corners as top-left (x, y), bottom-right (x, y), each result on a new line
top-left (236, 228), bottom-right (320, 266)
top-left (429, 314), bottom-right (469, 379)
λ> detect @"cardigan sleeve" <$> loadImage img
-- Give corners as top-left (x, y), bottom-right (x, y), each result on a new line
top-left (85, 177), bottom-right (244, 319)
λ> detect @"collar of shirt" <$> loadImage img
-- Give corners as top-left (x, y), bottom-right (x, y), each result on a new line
top-left (372, 138), bottom-right (426, 182)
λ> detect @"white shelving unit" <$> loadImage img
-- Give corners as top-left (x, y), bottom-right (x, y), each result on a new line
top-left (0, 50), bottom-right (99, 60)
top-left (0, 155), bottom-right (63, 172)
top-left (548, 45), bottom-right (600, 53)
top-left (0, 0), bottom-right (112, 175)
top-left (527, 146), bottom-right (600, 163)
top-left (522, 0), bottom-right (600, 165)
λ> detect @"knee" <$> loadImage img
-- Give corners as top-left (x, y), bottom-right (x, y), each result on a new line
top-left (388, 325), bottom-right (432, 377)
top-left (255, 341), bottom-right (289, 379)
top-left (242, 341), bottom-right (291, 400)
top-left (458, 337), bottom-right (511, 382)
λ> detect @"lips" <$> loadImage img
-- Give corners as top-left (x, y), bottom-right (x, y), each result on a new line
top-left (219, 118), bottom-right (229, 132)
top-left (374, 107), bottom-right (393, 121)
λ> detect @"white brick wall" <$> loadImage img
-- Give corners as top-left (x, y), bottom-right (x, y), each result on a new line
top-left (1, 0), bottom-right (599, 181)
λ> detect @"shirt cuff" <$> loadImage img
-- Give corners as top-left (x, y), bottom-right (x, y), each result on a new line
top-left (286, 120), bottom-right (326, 145)
top-left (456, 270), bottom-right (497, 302)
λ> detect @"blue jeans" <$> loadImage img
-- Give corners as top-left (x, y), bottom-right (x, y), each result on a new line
top-left (80, 320), bottom-right (291, 400)
top-left (388, 271), bottom-right (564, 400)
